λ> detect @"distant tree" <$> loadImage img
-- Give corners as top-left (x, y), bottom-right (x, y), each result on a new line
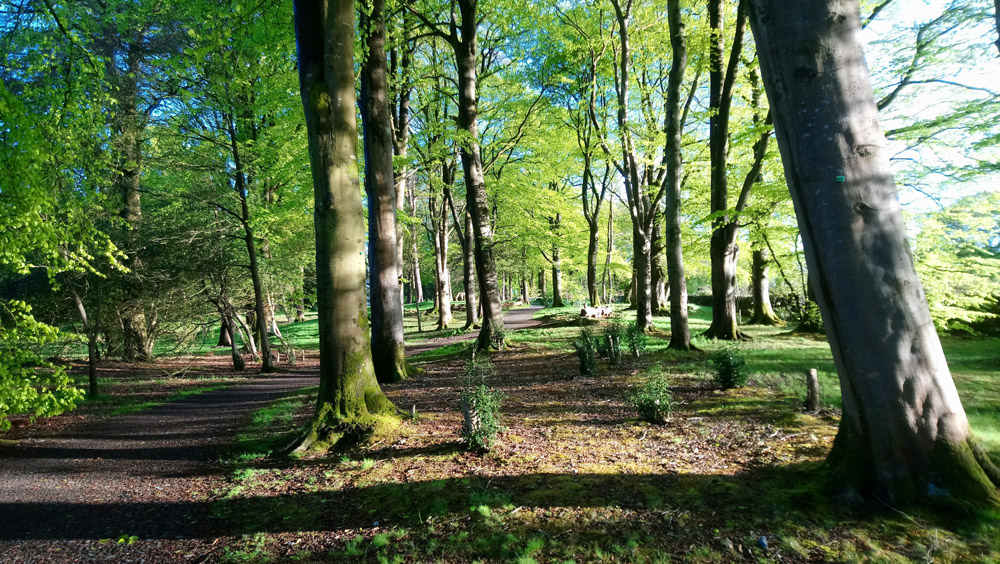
top-left (750, 0), bottom-right (1000, 503)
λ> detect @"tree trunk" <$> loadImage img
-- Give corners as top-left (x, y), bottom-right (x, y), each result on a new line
top-left (664, 0), bottom-right (692, 350)
top-left (603, 202), bottom-right (614, 304)
top-left (361, 0), bottom-right (408, 383)
top-left (292, 0), bottom-right (396, 452)
top-left (430, 184), bottom-right (453, 330)
top-left (462, 210), bottom-right (478, 328)
top-left (408, 177), bottom-right (424, 305)
top-left (217, 316), bottom-right (233, 347)
top-left (587, 218), bottom-right (601, 307)
top-left (750, 247), bottom-right (782, 325)
top-left (391, 32), bottom-right (413, 307)
top-left (633, 229), bottom-right (653, 329)
top-left (233, 311), bottom-right (258, 359)
top-left (226, 313), bottom-right (245, 371)
top-left (551, 251), bottom-right (564, 307)
top-left (539, 267), bottom-right (546, 299)
top-left (650, 218), bottom-right (667, 313)
top-left (452, 0), bottom-right (505, 350)
top-left (750, 0), bottom-right (1000, 503)
top-left (227, 113), bottom-right (274, 372)
top-left (704, 0), bottom-right (749, 340)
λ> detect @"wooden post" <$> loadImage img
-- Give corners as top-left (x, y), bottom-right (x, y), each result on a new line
top-left (806, 368), bottom-right (820, 412)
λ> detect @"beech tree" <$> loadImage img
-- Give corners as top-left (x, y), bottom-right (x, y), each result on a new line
top-left (292, 0), bottom-right (396, 451)
top-left (360, 0), bottom-right (409, 383)
top-left (750, 0), bottom-right (1000, 502)
top-left (409, 0), bottom-right (506, 350)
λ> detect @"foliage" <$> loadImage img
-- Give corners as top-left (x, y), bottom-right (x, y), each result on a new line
top-left (797, 301), bottom-right (825, 334)
top-left (601, 319), bottom-right (625, 365)
top-left (711, 348), bottom-right (749, 390)
top-left (625, 375), bottom-right (674, 424)
top-left (625, 322), bottom-right (647, 360)
top-left (0, 301), bottom-right (83, 430)
top-left (912, 192), bottom-right (1000, 334)
top-left (459, 357), bottom-right (505, 452)
top-left (572, 327), bottom-right (597, 377)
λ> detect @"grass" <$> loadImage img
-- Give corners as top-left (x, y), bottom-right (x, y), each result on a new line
top-left (93, 384), bottom-right (229, 416)
top-left (202, 304), bottom-right (1000, 563)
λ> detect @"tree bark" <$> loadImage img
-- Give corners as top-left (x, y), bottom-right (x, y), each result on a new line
top-left (450, 0), bottom-right (505, 349)
top-left (292, 0), bottom-right (396, 452)
top-left (750, 247), bottom-right (782, 325)
top-left (750, 0), bottom-right (1000, 503)
top-left (361, 0), bottom-right (408, 383)
top-left (704, 0), bottom-right (749, 340)
top-left (664, 0), bottom-right (692, 350)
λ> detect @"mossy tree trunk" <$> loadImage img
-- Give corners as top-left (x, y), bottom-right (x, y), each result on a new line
top-left (750, 0), bottom-right (1000, 504)
top-left (360, 0), bottom-right (408, 383)
top-left (293, 0), bottom-right (396, 452)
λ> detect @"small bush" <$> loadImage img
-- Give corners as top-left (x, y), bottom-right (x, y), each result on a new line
top-left (797, 301), bottom-right (824, 333)
top-left (572, 328), bottom-right (597, 376)
top-left (626, 376), bottom-right (673, 423)
top-left (459, 357), bottom-right (505, 452)
top-left (602, 319), bottom-right (624, 365)
top-left (711, 348), bottom-right (749, 389)
top-left (625, 322), bottom-right (647, 360)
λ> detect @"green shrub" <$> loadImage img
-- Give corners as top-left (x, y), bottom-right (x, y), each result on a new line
top-left (625, 322), bottom-right (647, 360)
top-left (459, 357), bottom-right (505, 452)
top-left (711, 348), bottom-right (749, 389)
top-left (797, 301), bottom-right (824, 333)
top-left (601, 319), bottom-right (624, 365)
top-left (626, 376), bottom-right (673, 423)
top-left (572, 328), bottom-right (597, 377)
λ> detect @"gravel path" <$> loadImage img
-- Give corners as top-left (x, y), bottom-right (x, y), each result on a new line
top-left (0, 307), bottom-right (546, 562)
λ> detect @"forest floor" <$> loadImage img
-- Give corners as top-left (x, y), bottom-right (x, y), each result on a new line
top-left (1, 305), bottom-right (998, 563)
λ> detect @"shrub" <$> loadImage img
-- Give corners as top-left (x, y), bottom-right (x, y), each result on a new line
top-left (459, 357), bottom-right (505, 452)
top-left (711, 348), bottom-right (749, 389)
top-left (625, 322), bottom-right (647, 360)
top-left (626, 376), bottom-right (673, 423)
top-left (572, 328), bottom-right (597, 377)
top-left (797, 301), bottom-right (824, 333)
top-left (602, 319), bottom-right (624, 365)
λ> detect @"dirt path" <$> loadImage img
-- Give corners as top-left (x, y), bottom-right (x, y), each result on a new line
top-left (0, 307), bottom-right (547, 562)
top-left (405, 305), bottom-right (545, 357)
top-left (0, 372), bottom-right (317, 563)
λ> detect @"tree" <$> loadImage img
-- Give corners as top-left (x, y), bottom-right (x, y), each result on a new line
top-left (409, 0), bottom-right (506, 350)
top-left (663, 0), bottom-right (694, 350)
top-left (360, 0), bottom-right (409, 383)
top-left (749, 0), bottom-right (1000, 503)
top-left (292, 0), bottom-right (396, 451)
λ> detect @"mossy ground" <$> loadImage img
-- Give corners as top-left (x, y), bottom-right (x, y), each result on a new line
top-left (210, 306), bottom-right (1000, 563)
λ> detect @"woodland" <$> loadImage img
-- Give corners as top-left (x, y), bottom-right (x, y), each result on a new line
top-left (1, 0), bottom-right (1000, 562)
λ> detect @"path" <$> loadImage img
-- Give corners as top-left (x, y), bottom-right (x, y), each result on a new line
top-left (405, 305), bottom-right (545, 356)
top-left (0, 373), bottom-right (317, 563)
top-left (0, 306), bottom-right (547, 562)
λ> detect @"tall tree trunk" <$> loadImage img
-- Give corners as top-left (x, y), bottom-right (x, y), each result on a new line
top-left (550, 211), bottom-right (564, 308)
top-left (361, 0), bottom-right (408, 383)
top-left (462, 210), bottom-right (478, 328)
top-left (391, 30), bottom-right (413, 306)
top-left (430, 176), bottom-right (453, 330)
top-left (408, 178), bottom-right (424, 304)
top-left (750, 247), bottom-right (782, 325)
top-left (233, 311), bottom-right (258, 358)
top-left (292, 0), bottom-right (396, 452)
top-left (664, 0), bottom-right (692, 350)
top-left (452, 0), bottom-right (505, 350)
top-left (603, 202), bottom-right (614, 303)
top-left (70, 288), bottom-right (99, 398)
top-left (650, 218), bottom-right (667, 313)
top-left (704, 0), bottom-right (749, 340)
top-left (750, 0), bottom-right (1000, 503)
top-left (225, 312), bottom-right (246, 371)
top-left (538, 267), bottom-right (546, 299)
top-left (586, 217), bottom-right (600, 306)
